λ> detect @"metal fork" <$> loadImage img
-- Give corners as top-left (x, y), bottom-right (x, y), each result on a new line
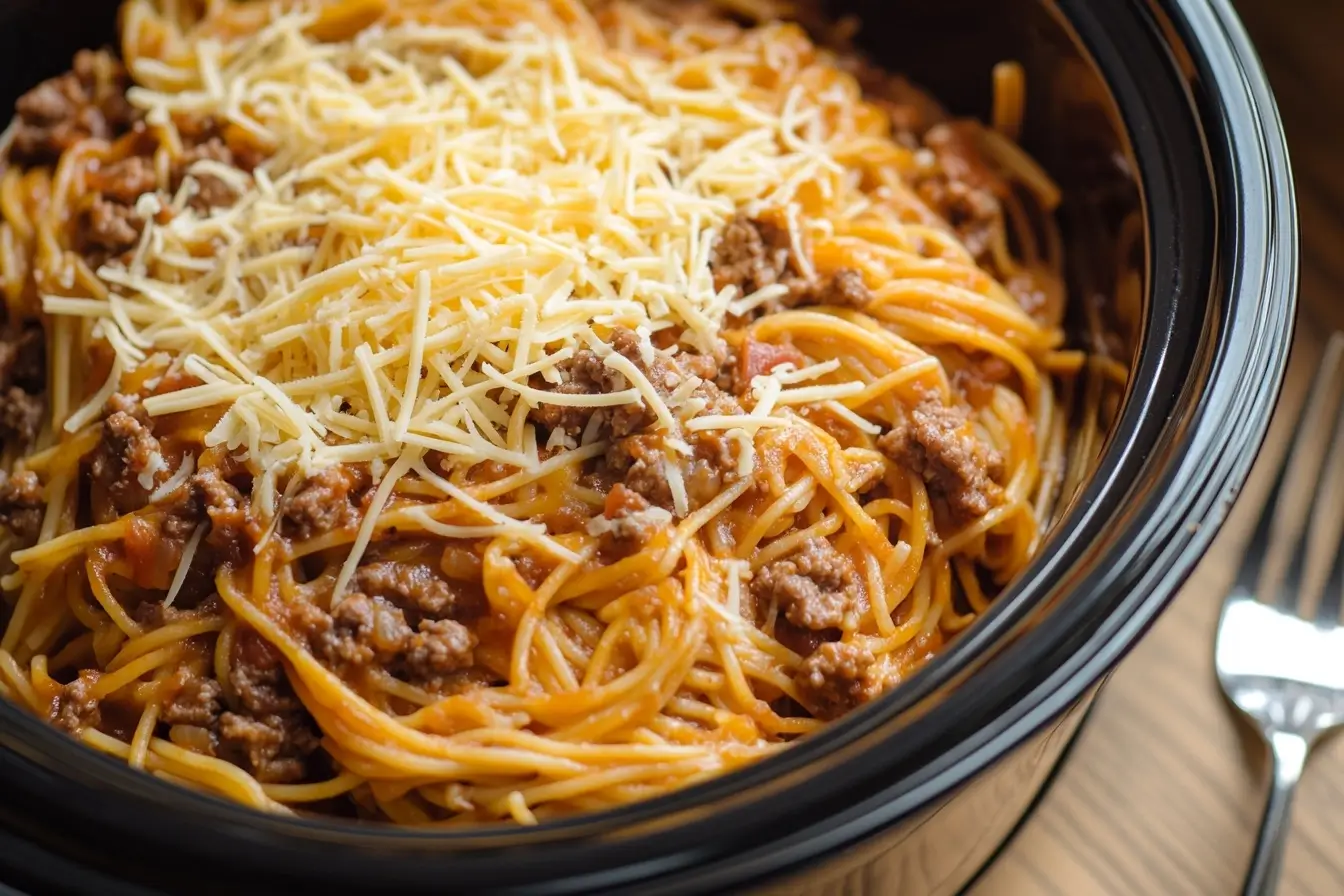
top-left (1217, 331), bottom-right (1344, 896)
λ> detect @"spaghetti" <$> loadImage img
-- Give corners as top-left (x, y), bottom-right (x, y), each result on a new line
top-left (0, 0), bottom-right (1119, 824)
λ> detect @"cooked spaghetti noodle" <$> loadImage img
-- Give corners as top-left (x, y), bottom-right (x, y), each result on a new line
top-left (0, 0), bottom-right (1121, 823)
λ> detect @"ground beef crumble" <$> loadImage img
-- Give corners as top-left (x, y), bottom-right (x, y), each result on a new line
top-left (299, 593), bottom-right (413, 670)
top-left (190, 468), bottom-right (257, 564)
top-left (911, 123), bottom-right (1008, 264)
top-left (0, 324), bottom-right (46, 394)
top-left (64, 109), bottom-right (262, 264)
top-left (9, 49), bottom-right (138, 166)
top-left (289, 591), bottom-right (477, 689)
top-left (752, 538), bottom-right (863, 633)
top-left (282, 466), bottom-right (366, 539)
top-left (159, 664), bottom-right (223, 727)
top-left (794, 641), bottom-right (876, 721)
top-left (354, 561), bottom-right (477, 621)
top-left (52, 670), bottom-right (102, 733)
top-left (229, 628), bottom-right (302, 716)
top-left (215, 628), bottom-right (319, 784)
top-left (404, 618), bottom-right (477, 682)
top-left (0, 387), bottom-right (44, 447)
top-left (88, 154), bottom-right (157, 204)
top-left (709, 213), bottom-right (871, 313)
top-left (0, 319), bottom-right (47, 448)
top-left (528, 327), bottom-right (745, 517)
top-left (528, 346), bottom-right (622, 439)
top-left (596, 483), bottom-right (666, 558)
top-left (217, 711), bottom-right (320, 784)
top-left (171, 135), bottom-right (257, 211)
top-left (89, 393), bottom-right (168, 519)
top-left (0, 469), bottom-right (45, 541)
top-left (877, 401), bottom-right (1004, 522)
top-left (78, 195), bottom-right (145, 262)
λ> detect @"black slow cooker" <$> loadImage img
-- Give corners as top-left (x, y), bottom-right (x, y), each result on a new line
top-left (0, 0), bottom-right (1296, 893)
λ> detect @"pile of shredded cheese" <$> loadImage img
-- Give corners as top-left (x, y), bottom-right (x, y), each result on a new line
top-left (46, 2), bottom-right (875, 514)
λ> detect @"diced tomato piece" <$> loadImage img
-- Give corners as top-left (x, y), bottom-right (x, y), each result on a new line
top-left (739, 339), bottom-right (806, 384)
top-left (123, 516), bottom-right (180, 590)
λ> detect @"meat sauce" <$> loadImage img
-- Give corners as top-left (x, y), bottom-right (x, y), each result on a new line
top-left (1, 24), bottom-right (1019, 794)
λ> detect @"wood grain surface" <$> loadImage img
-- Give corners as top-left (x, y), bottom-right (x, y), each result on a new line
top-left (974, 3), bottom-right (1344, 894)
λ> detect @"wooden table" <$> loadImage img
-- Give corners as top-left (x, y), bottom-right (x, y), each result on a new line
top-left (974, 3), bottom-right (1344, 893)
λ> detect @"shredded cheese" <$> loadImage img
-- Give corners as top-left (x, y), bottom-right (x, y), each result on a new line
top-left (50, 4), bottom-right (872, 509)
top-left (163, 524), bottom-right (206, 608)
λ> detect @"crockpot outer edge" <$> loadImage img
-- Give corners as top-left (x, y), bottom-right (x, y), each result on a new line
top-left (0, 0), bottom-right (1296, 893)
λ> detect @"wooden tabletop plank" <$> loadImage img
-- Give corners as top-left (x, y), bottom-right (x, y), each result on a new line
top-left (974, 3), bottom-right (1344, 892)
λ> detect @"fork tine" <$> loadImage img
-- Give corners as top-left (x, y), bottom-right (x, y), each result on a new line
top-left (1319, 496), bottom-right (1344, 625)
top-left (1235, 334), bottom-right (1344, 605)
top-left (1316, 390), bottom-right (1344, 623)
top-left (1280, 367), bottom-right (1344, 611)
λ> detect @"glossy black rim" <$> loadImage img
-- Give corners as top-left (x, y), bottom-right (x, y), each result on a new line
top-left (0, 0), bottom-right (1297, 892)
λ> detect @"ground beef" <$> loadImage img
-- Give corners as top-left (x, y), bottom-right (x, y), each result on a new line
top-left (597, 415), bottom-right (744, 515)
top-left (912, 124), bottom-right (1006, 263)
top-left (292, 593), bottom-right (412, 672)
top-left (215, 628), bottom-right (320, 783)
top-left (674, 338), bottom-right (739, 394)
top-left (710, 214), bottom-right (871, 313)
top-left (9, 49), bottom-right (137, 167)
top-left (773, 621), bottom-right (831, 660)
top-left (172, 137), bottom-right (246, 211)
top-left (228, 627), bottom-right (301, 715)
top-left (0, 323), bottom-right (45, 447)
top-left (282, 466), bottom-right (364, 539)
top-left (589, 340), bottom-right (745, 513)
top-left (354, 561), bottom-right (468, 621)
top-left (818, 268), bottom-right (871, 307)
top-left (0, 323), bottom-right (46, 395)
top-left (290, 590), bottom-right (477, 690)
top-left (174, 116), bottom-right (268, 172)
top-left (526, 337), bottom-right (629, 440)
top-left (191, 469), bottom-right (256, 564)
top-left (752, 538), bottom-right (862, 633)
top-left (711, 213), bottom-right (791, 299)
top-left (217, 711), bottom-right (320, 784)
top-left (529, 327), bottom-right (737, 445)
top-left (88, 154), bottom-right (157, 205)
top-left (684, 427), bottom-right (742, 502)
top-left (596, 484), bottom-right (666, 558)
top-left (159, 665), bottom-right (223, 727)
top-left (77, 196), bottom-right (144, 260)
top-left (877, 401), bottom-right (1004, 522)
top-left (89, 393), bottom-right (167, 519)
top-left (52, 670), bottom-right (101, 733)
top-left (0, 387), bottom-right (43, 447)
top-left (0, 469), bottom-right (44, 541)
top-left (531, 327), bottom-right (745, 515)
top-left (606, 329), bottom-right (666, 436)
top-left (794, 641), bottom-right (876, 721)
top-left (601, 433), bottom-right (672, 509)
top-left (404, 618), bottom-right (476, 683)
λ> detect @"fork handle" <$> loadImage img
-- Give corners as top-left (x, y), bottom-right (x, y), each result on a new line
top-left (1243, 731), bottom-right (1309, 896)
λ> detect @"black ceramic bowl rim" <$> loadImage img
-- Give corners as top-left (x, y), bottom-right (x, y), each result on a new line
top-left (0, 0), bottom-right (1297, 893)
